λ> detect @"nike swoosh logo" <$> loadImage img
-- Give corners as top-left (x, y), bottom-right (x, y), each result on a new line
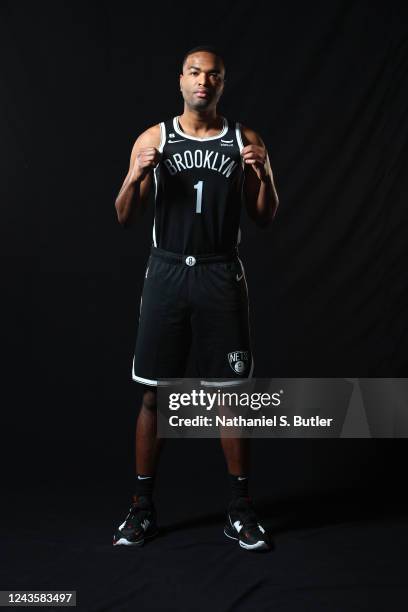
top-left (237, 476), bottom-right (247, 481)
top-left (236, 273), bottom-right (244, 282)
top-left (168, 139), bottom-right (185, 143)
top-left (137, 475), bottom-right (152, 480)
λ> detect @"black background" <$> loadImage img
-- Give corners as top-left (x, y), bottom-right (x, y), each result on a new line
top-left (1, 1), bottom-right (408, 610)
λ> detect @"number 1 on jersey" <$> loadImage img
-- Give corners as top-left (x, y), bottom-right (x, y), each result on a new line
top-left (194, 180), bottom-right (203, 213)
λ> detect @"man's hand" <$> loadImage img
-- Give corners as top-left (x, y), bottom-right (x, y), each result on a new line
top-left (241, 144), bottom-right (268, 181)
top-left (131, 147), bottom-right (162, 182)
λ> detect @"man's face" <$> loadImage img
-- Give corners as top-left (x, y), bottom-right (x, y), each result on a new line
top-left (179, 52), bottom-right (225, 110)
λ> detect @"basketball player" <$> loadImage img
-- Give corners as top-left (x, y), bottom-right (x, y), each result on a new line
top-left (113, 46), bottom-right (279, 551)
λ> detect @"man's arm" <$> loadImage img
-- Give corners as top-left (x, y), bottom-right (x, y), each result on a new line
top-left (240, 125), bottom-right (279, 228)
top-left (114, 124), bottom-right (161, 227)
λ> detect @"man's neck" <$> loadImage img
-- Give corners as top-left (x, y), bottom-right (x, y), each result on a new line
top-left (178, 110), bottom-right (223, 137)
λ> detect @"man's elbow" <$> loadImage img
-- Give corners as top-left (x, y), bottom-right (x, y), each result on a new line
top-left (115, 198), bottom-right (147, 227)
top-left (115, 200), bottom-right (129, 227)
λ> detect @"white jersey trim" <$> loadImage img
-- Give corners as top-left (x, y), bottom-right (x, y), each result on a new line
top-left (131, 361), bottom-right (175, 387)
top-left (235, 122), bottom-right (245, 153)
top-left (132, 358), bottom-right (158, 385)
top-left (200, 374), bottom-right (253, 387)
top-left (173, 116), bottom-right (228, 141)
top-left (152, 122), bottom-right (165, 247)
top-left (152, 169), bottom-right (158, 246)
top-left (237, 255), bottom-right (254, 377)
top-left (237, 120), bottom-right (245, 247)
top-left (158, 121), bottom-right (166, 152)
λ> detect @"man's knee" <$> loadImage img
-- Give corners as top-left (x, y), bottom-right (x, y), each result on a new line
top-left (142, 387), bottom-right (157, 411)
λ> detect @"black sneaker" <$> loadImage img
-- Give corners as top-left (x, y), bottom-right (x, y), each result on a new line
top-left (224, 497), bottom-right (271, 551)
top-left (113, 495), bottom-right (158, 546)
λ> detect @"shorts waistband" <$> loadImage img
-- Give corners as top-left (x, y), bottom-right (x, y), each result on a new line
top-left (150, 246), bottom-right (238, 264)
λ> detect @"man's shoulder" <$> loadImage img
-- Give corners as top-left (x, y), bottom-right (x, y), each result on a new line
top-left (238, 123), bottom-right (264, 147)
top-left (135, 123), bottom-right (162, 148)
top-left (136, 117), bottom-right (176, 146)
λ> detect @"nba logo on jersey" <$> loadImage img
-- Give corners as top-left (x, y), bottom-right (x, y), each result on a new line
top-left (228, 350), bottom-right (249, 374)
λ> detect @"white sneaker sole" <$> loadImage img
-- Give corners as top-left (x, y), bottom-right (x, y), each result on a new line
top-left (224, 528), bottom-right (269, 551)
top-left (113, 529), bottom-right (158, 547)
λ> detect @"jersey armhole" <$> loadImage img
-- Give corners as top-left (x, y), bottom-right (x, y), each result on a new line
top-left (152, 122), bottom-right (166, 248)
top-left (235, 121), bottom-right (245, 173)
top-left (235, 121), bottom-right (245, 248)
top-left (235, 121), bottom-right (245, 154)
top-left (158, 122), bottom-right (166, 152)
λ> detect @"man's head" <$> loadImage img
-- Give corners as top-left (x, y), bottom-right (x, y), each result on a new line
top-left (180, 45), bottom-right (226, 111)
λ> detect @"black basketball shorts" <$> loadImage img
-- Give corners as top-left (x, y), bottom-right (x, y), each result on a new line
top-left (131, 246), bottom-right (254, 387)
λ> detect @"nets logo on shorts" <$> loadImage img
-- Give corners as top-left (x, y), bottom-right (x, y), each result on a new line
top-left (228, 350), bottom-right (250, 374)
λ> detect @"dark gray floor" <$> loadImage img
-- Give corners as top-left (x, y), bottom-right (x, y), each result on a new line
top-left (2, 482), bottom-right (407, 612)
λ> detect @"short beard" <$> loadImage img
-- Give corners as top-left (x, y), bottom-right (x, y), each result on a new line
top-left (187, 97), bottom-right (212, 111)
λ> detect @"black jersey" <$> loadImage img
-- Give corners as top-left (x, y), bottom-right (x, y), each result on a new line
top-left (152, 116), bottom-right (245, 255)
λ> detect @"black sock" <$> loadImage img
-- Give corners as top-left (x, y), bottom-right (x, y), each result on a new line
top-left (229, 473), bottom-right (249, 501)
top-left (135, 474), bottom-right (155, 501)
